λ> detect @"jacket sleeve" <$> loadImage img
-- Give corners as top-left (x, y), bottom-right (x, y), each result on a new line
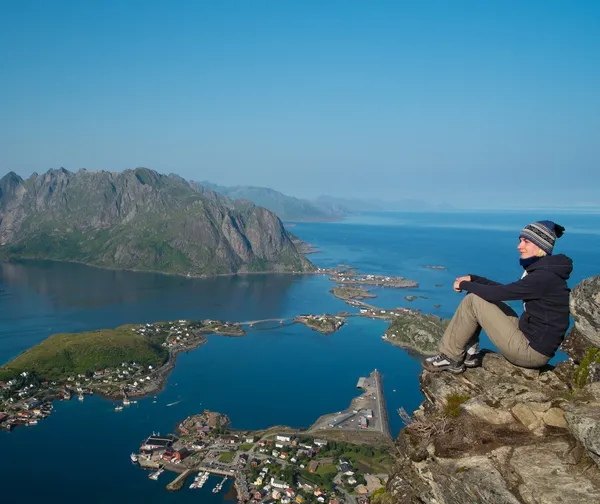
top-left (459, 272), bottom-right (546, 302)
top-left (469, 274), bottom-right (502, 286)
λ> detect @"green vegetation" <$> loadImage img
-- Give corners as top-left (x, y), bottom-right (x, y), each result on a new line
top-left (444, 393), bottom-right (470, 417)
top-left (299, 469), bottom-right (335, 492)
top-left (239, 443), bottom-right (254, 451)
top-left (315, 464), bottom-right (338, 478)
top-left (0, 168), bottom-right (315, 277)
top-left (218, 451), bottom-right (235, 463)
top-left (0, 325), bottom-right (168, 381)
top-left (370, 489), bottom-right (395, 504)
top-left (330, 286), bottom-right (376, 300)
top-left (572, 348), bottom-right (600, 389)
top-left (340, 450), bottom-right (394, 473)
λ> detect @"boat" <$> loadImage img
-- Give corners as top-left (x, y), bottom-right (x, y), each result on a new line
top-left (123, 398), bottom-right (131, 406)
top-left (78, 394), bottom-right (84, 401)
top-left (130, 453), bottom-right (138, 463)
top-left (114, 405), bottom-right (124, 411)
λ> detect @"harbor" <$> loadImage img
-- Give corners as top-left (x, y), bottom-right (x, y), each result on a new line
top-left (128, 374), bottom-right (394, 502)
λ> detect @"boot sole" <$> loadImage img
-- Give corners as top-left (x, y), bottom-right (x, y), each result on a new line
top-left (421, 361), bottom-right (465, 374)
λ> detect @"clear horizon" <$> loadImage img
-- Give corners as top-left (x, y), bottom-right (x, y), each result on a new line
top-left (1, 1), bottom-right (599, 207)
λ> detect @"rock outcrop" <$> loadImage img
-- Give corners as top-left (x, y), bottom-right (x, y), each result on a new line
top-left (387, 275), bottom-right (600, 504)
top-left (0, 168), bottom-right (314, 276)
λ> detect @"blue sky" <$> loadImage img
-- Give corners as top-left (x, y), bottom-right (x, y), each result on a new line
top-left (1, 0), bottom-right (598, 207)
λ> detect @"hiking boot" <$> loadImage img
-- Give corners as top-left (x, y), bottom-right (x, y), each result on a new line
top-left (422, 353), bottom-right (465, 374)
top-left (464, 353), bottom-right (482, 368)
top-left (464, 342), bottom-right (481, 368)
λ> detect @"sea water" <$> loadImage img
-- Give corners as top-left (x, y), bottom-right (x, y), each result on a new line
top-left (1, 210), bottom-right (598, 502)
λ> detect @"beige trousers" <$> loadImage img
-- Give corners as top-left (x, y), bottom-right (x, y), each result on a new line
top-left (439, 293), bottom-right (549, 368)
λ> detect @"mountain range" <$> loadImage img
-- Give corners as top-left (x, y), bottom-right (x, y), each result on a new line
top-left (199, 182), bottom-right (453, 222)
top-left (0, 168), bottom-right (314, 276)
top-left (198, 182), bottom-right (349, 222)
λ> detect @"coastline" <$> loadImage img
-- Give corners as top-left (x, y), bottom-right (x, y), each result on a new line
top-left (0, 256), bottom-right (318, 280)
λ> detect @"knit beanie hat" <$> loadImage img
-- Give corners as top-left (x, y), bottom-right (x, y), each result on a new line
top-left (519, 220), bottom-right (565, 255)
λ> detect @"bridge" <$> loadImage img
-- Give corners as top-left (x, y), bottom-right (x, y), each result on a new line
top-left (236, 318), bottom-right (294, 328)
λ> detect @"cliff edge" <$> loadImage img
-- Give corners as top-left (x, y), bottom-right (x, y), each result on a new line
top-left (383, 275), bottom-right (600, 504)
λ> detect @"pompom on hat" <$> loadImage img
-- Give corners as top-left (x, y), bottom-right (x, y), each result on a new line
top-left (519, 220), bottom-right (565, 255)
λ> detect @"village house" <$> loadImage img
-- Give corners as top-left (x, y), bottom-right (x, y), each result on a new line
top-left (271, 477), bottom-right (288, 489)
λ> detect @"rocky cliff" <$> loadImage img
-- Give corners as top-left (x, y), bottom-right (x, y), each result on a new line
top-left (383, 275), bottom-right (600, 504)
top-left (0, 168), bottom-right (315, 276)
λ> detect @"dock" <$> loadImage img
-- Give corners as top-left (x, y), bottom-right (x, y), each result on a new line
top-left (197, 465), bottom-right (235, 477)
top-left (166, 469), bottom-right (193, 492)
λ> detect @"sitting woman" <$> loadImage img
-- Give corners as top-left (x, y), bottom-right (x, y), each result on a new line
top-left (423, 220), bottom-right (572, 374)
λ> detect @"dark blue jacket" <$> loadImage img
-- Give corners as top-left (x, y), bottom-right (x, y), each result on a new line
top-left (459, 254), bottom-right (573, 358)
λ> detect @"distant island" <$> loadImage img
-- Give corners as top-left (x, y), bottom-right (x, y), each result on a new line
top-left (0, 168), bottom-right (314, 277)
top-left (294, 314), bottom-right (345, 334)
top-left (404, 295), bottom-right (428, 302)
top-left (423, 265), bottom-right (446, 270)
top-left (330, 286), bottom-right (377, 301)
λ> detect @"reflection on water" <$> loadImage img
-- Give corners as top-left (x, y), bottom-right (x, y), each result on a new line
top-left (0, 259), bottom-right (321, 364)
top-left (0, 260), bottom-right (299, 309)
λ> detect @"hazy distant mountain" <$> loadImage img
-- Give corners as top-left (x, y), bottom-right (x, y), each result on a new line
top-left (0, 168), bottom-right (314, 276)
top-left (316, 195), bottom-right (455, 213)
top-left (314, 195), bottom-right (381, 213)
top-left (199, 182), bottom-right (349, 222)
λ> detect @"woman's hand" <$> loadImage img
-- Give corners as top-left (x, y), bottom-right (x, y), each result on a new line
top-left (454, 275), bottom-right (471, 292)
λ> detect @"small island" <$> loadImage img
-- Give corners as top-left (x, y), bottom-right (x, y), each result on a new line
top-left (131, 370), bottom-right (394, 502)
top-left (295, 314), bottom-right (345, 334)
top-left (316, 266), bottom-right (418, 289)
top-left (423, 265), bottom-right (446, 270)
top-left (330, 286), bottom-right (376, 301)
top-left (404, 295), bottom-right (428, 302)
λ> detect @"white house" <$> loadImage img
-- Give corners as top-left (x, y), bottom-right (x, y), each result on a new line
top-left (271, 477), bottom-right (288, 489)
top-left (276, 434), bottom-right (292, 443)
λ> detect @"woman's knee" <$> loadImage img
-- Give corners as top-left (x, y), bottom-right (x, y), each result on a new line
top-left (463, 293), bottom-right (485, 306)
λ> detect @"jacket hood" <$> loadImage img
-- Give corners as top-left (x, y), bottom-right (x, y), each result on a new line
top-left (527, 253), bottom-right (573, 280)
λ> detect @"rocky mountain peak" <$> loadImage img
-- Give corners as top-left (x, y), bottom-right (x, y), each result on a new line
top-left (0, 168), bottom-right (314, 276)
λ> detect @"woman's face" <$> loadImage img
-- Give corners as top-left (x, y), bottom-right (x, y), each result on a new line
top-left (517, 237), bottom-right (542, 259)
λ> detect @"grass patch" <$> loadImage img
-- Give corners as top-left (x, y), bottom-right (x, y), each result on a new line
top-left (0, 325), bottom-right (168, 381)
top-left (239, 444), bottom-right (254, 452)
top-left (219, 451), bottom-right (235, 463)
top-left (315, 464), bottom-right (338, 477)
top-left (443, 393), bottom-right (470, 417)
top-left (340, 451), bottom-right (395, 473)
top-left (572, 348), bottom-right (600, 389)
